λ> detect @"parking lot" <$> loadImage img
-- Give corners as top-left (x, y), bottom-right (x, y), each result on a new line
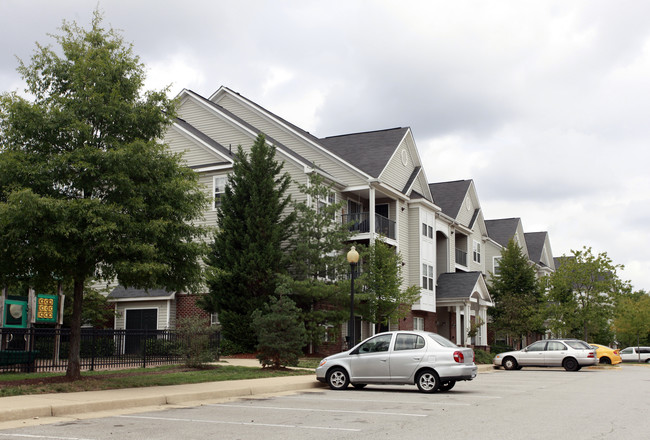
top-left (1, 365), bottom-right (648, 439)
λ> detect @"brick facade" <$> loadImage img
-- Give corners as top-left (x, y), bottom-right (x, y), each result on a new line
top-left (176, 293), bottom-right (211, 327)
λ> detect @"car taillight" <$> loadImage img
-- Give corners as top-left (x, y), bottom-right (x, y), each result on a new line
top-left (453, 351), bottom-right (465, 363)
top-left (588, 352), bottom-right (595, 358)
top-left (613, 350), bottom-right (619, 355)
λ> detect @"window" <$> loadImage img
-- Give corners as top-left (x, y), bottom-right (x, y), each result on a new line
top-left (422, 264), bottom-right (434, 291)
top-left (547, 341), bottom-right (566, 351)
top-left (493, 257), bottom-right (501, 275)
top-left (473, 240), bottom-right (481, 263)
top-left (318, 192), bottom-right (336, 219)
top-left (358, 334), bottom-right (392, 353)
top-left (395, 334), bottom-right (425, 351)
top-left (422, 223), bottom-right (433, 238)
top-left (413, 317), bottom-right (424, 331)
top-left (213, 175), bottom-right (228, 209)
top-left (210, 313), bottom-right (219, 326)
top-left (527, 341), bottom-right (546, 351)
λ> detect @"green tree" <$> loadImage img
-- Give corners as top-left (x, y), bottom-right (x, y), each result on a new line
top-left (548, 247), bottom-right (630, 342)
top-left (488, 239), bottom-right (544, 347)
top-left (613, 291), bottom-right (650, 347)
top-left (357, 240), bottom-right (420, 332)
top-left (285, 173), bottom-right (350, 350)
top-left (202, 134), bottom-right (295, 351)
top-left (252, 293), bottom-right (307, 369)
top-left (0, 12), bottom-right (207, 379)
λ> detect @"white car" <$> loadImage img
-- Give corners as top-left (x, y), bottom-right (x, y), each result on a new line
top-left (493, 339), bottom-right (598, 371)
top-left (315, 331), bottom-right (477, 393)
top-left (618, 346), bottom-right (650, 363)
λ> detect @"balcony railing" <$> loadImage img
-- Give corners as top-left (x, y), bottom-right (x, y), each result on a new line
top-left (342, 212), bottom-right (396, 240)
top-left (455, 248), bottom-right (467, 267)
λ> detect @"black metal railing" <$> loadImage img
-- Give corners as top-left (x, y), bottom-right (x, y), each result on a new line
top-left (0, 327), bottom-right (220, 373)
top-left (455, 248), bottom-right (468, 266)
top-left (342, 212), bottom-right (396, 239)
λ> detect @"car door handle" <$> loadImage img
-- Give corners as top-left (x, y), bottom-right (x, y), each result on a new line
top-left (413, 357), bottom-right (421, 361)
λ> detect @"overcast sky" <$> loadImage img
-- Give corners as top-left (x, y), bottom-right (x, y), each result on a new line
top-left (2, 0), bottom-right (649, 291)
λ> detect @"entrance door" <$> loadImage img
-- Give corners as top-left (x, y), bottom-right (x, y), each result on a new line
top-left (125, 309), bottom-right (157, 354)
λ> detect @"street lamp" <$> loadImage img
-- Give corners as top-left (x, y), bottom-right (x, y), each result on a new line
top-left (347, 246), bottom-right (360, 349)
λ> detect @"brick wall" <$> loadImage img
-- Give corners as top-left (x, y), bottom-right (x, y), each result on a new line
top-left (176, 294), bottom-right (211, 327)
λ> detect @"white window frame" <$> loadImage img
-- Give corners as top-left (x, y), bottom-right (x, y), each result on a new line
top-left (317, 192), bottom-right (336, 219)
top-left (422, 264), bottom-right (434, 291)
top-left (213, 175), bottom-right (228, 210)
top-left (414, 316), bottom-right (424, 331)
top-left (493, 256), bottom-right (501, 275)
top-left (210, 312), bottom-right (219, 326)
top-left (473, 240), bottom-right (481, 263)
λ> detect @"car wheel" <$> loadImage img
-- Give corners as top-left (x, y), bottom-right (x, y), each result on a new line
top-left (599, 356), bottom-right (611, 364)
top-left (503, 357), bottom-right (519, 371)
top-left (352, 383), bottom-right (367, 390)
top-left (327, 368), bottom-right (350, 390)
top-left (646, 359), bottom-right (650, 363)
top-left (416, 369), bottom-right (440, 393)
top-left (563, 357), bottom-right (580, 371)
top-left (438, 380), bottom-right (456, 392)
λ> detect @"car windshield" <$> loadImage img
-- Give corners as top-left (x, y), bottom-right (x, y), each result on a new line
top-left (565, 340), bottom-right (591, 350)
top-left (427, 333), bottom-right (457, 348)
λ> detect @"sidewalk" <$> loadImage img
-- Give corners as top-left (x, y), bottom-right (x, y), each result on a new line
top-left (0, 360), bottom-right (496, 424)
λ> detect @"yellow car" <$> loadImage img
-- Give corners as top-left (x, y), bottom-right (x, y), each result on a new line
top-left (589, 344), bottom-right (622, 365)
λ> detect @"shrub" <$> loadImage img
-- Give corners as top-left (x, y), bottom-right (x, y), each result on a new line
top-left (175, 318), bottom-right (218, 368)
top-left (474, 348), bottom-right (494, 365)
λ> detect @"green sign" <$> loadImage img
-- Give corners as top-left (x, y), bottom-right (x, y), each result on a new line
top-left (35, 294), bottom-right (59, 324)
top-left (4, 299), bottom-right (28, 328)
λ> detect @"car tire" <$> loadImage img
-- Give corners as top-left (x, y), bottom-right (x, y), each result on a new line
top-left (599, 356), bottom-right (611, 364)
top-left (563, 357), bottom-right (580, 371)
top-left (503, 357), bottom-right (519, 371)
top-left (327, 367), bottom-right (350, 390)
top-left (352, 383), bottom-right (367, 390)
top-left (416, 369), bottom-right (440, 393)
top-left (438, 380), bottom-right (456, 392)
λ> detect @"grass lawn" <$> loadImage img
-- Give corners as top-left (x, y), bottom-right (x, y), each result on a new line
top-left (0, 360), bottom-right (317, 398)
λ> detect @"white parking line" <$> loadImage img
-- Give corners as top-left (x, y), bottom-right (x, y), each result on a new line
top-left (116, 415), bottom-right (360, 432)
top-left (208, 403), bottom-right (428, 417)
top-left (285, 395), bottom-right (472, 406)
top-left (0, 435), bottom-right (95, 440)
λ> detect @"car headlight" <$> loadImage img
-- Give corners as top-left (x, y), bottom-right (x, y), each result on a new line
top-left (319, 359), bottom-right (327, 367)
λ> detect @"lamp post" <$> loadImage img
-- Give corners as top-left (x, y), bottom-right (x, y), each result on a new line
top-left (347, 246), bottom-right (359, 350)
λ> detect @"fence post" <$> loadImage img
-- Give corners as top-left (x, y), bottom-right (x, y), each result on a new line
top-left (90, 329), bottom-right (96, 372)
top-left (142, 330), bottom-right (147, 369)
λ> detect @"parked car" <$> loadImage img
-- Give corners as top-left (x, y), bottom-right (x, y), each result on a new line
top-left (493, 339), bottom-right (598, 371)
top-left (618, 346), bottom-right (650, 363)
top-left (589, 343), bottom-right (622, 365)
top-left (315, 331), bottom-right (477, 393)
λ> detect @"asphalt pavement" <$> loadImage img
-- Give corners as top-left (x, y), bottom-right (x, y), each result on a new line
top-left (0, 359), bottom-right (495, 424)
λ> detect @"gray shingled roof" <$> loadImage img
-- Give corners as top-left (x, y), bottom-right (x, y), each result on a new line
top-left (525, 232), bottom-right (548, 264)
top-left (485, 218), bottom-right (520, 247)
top-left (174, 117), bottom-right (233, 161)
top-left (436, 272), bottom-right (483, 300)
top-left (428, 180), bottom-right (472, 219)
top-left (108, 286), bottom-right (175, 299)
top-left (319, 128), bottom-right (409, 178)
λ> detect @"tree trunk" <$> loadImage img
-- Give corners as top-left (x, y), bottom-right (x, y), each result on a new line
top-left (65, 278), bottom-right (84, 380)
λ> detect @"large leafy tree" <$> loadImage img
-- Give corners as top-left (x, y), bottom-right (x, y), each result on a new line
top-left (202, 134), bottom-right (295, 351)
top-left (357, 240), bottom-right (420, 332)
top-left (488, 239), bottom-right (544, 347)
top-left (548, 247), bottom-right (630, 343)
top-left (285, 173), bottom-right (350, 350)
top-left (614, 291), bottom-right (650, 347)
top-left (0, 12), bottom-right (208, 379)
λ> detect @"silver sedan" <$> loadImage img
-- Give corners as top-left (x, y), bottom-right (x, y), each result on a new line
top-left (315, 331), bottom-right (477, 393)
top-left (493, 339), bottom-right (598, 371)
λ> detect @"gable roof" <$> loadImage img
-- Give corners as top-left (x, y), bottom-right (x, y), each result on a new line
top-left (173, 117), bottom-right (234, 163)
top-left (436, 271), bottom-right (491, 304)
top-left (485, 218), bottom-right (521, 247)
top-left (428, 180), bottom-right (472, 219)
top-left (524, 232), bottom-right (548, 265)
top-left (318, 127), bottom-right (410, 178)
top-left (108, 286), bottom-right (175, 301)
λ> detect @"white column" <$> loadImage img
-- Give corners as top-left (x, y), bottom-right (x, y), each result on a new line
top-left (464, 302), bottom-right (472, 347)
top-left (369, 186), bottom-right (376, 244)
top-left (455, 306), bottom-right (462, 344)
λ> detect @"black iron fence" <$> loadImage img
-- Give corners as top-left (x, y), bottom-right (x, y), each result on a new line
top-left (0, 327), bottom-right (220, 373)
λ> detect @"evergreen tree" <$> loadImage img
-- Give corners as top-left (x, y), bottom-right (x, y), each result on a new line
top-left (488, 239), bottom-right (544, 347)
top-left (285, 173), bottom-right (350, 350)
top-left (548, 247), bottom-right (631, 342)
top-left (357, 240), bottom-right (420, 331)
top-left (0, 11), bottom-right (207, 379)
top-left (202, 134), bottom-right (295, 351)
top-left (252, 292), bottom-right (308, 369)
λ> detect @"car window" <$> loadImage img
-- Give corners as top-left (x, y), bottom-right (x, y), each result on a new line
top-left (427, 333), bottom-right (458, 348)
top-left (640, 348), bottom-right (650, 354)
top-left (394, 334), bottom-right (425, 351)
top-left (527, 341), bottom-right (546, 351)
top-left (358, 334), bottom-right (392, 354)
top-left (620, 347), bottom-right (633, 354)
top-left (547, 341), bottom-right (566, 351)
top-left (565, 340), bottom-right (590, 350)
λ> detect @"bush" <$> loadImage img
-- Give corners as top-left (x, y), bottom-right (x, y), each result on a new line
top-left (219, 338), bottom-right (249, 357)
top-left (175, 318), bottom-right (218, 368)
top-left (474, 348), bottom-right (494, 365)
top-left (145, 338), bottom-right (182, 356)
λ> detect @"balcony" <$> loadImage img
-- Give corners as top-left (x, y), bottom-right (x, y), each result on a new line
top-left (342, 212), bottom-right (396, 240)
top-left (455, 248), bottom-right (467, 267)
